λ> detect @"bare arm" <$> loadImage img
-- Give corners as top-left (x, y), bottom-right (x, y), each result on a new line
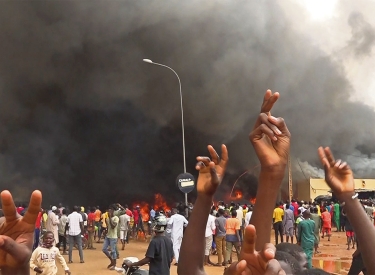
top-left (248, 91), bottom-right (290, 250)
top-left (178, 145), bottom-right (228, 275)
top-left (109, 217), bottom-right (117, 229)
top-left (251, 169), bottom-right (286, 249)
top-left (179, 194), bottom-right (211, 275)
top-left (318, 147), bottom-right (375, 274)
top-left (340, 194), bottom-right (375, 272)
top-left (129, 257), bottom-right (151, 267)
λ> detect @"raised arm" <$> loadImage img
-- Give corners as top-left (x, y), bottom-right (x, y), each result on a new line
top-left (318, 147), bottom-right (375, 274)
top-left (249, 90), bottom-right (291, 250)
top-left (178, 144), bottom-right (228, 275)
top-left (0, 190), bottom-right (42, 275)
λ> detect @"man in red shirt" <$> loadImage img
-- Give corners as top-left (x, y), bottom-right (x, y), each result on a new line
top-left (132, 206), bottom-right (140, 238)
top-left (321, 207), bottom-right (332, 241)
top-left (87, 207), bottom-right (96, 249)
top-left (125, 205), bottom-right (133, 218)
top-left (33, 210), bottom-right (43, 251)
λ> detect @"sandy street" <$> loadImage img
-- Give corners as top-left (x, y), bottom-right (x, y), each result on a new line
top-left (52, 231), bottom-right (356, 275)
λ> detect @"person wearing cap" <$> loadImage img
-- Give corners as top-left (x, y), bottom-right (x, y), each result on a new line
top-left (46, 206), bottom-right (60, 245)
top-left (102, 204), bottom-right (120, 269)
top-left (297, 210), bottom-right (317, 269)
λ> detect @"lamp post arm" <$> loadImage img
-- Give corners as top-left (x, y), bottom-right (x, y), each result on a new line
top-left (148, 62), bottom-right (186, 174)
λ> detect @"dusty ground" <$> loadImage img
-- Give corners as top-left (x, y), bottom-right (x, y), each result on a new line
top-left (54, 231), bottom-right (356, 275)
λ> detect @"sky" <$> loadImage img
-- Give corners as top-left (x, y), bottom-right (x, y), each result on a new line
top-left (0, 0), bottom-right (374, 205)
top-left (286, 0), bottom-right (375, 107)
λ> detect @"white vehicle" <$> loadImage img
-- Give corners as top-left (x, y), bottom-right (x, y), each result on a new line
top-left (114, 257), bottom-right (149, 275)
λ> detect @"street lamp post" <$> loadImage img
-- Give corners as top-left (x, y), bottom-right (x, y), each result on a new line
top-left (143, 59), bottom-right (190, 215)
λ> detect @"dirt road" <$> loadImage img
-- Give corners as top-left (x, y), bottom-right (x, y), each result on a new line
top-left (54, 231), bottom-right (354, 275)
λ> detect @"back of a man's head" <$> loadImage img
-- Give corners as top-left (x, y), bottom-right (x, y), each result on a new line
top-left (231, 210), bottom-right (237, 218)
top-left (275, 251), bottom-right (302, 275)
top-left (276, 243), bottom-right (306, 268)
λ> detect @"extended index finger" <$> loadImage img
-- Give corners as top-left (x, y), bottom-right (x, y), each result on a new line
top-left (318, 147), bottom-right (333, 168)
top-left (1, 190), bottom-right (17, 222)
top-left (23, 190), bottom-right (42, 225)
top-left (241, 224), bottom-right (256, 254)
top-left (324, 147), bottom-right (336, 166)
top-left (254, 90), bottom-right (280, 130)
top-left (261, 90), bottom-right (279, 114)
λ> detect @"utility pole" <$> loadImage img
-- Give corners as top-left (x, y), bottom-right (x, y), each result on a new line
top-left (288, 155), bottom-right (293, 201)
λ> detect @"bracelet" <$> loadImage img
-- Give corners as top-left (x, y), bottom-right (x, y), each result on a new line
top-left (351, 193), bottom-right (358, 199)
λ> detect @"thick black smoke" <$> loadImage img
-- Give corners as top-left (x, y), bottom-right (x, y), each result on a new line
top-left (0, 1), bottom-right (374, 206)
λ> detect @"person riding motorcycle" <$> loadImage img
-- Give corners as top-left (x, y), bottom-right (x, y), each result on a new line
top-left (123, 214), bottom-right (174, 275)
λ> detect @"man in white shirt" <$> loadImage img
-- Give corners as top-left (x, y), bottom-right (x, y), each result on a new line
top-left (119, 212), bottom-right (130, 250)
top-left (236, 205), bottom-right (244, 242)
top-left (167, 208), bottom-right (188, 265)
top-left (46, 206), bottom-right (60, 245)
top-left (205, 214), bottom-right (216, 266)
top-left (244, 206), bottom-right (253, 227)
top-left (65, 206), bottom-right (84, 263)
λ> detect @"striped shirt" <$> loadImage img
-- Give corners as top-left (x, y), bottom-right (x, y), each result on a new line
top-left (67, 212), bottom-right (83, 236)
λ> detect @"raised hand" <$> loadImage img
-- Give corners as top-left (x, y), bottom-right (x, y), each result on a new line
top-left (195, 144), bottom-right (228, 197)
top-left (318, 147), bottom-right (355, 198)
top-left (224, 225), bottom-right (285, 275)
top-left (0, 190), bottom-right (42, 275)
top-left (249, 113), bottom-right (290, 169)
top-left (250, 90), bottom-right (290, 169)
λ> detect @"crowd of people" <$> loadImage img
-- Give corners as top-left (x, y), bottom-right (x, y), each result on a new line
top-left (1, 90), bottom-right (375, 275)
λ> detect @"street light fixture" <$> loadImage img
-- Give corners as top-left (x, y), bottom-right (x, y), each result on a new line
top-left (143, 59), bottom-right (194, 215)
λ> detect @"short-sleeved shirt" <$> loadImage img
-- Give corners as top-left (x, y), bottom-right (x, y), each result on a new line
top-left (35, 212), bottom-right (42, 228)
top-left (126, 209), bottom-right (133, 217)
top-left (321, 211), bottom-right (331, 228)
top-left (273, 208), bottom-right (284, 223)
top-left (94, 209), bottom-right (101, 222)
top-left (205, 215), bottom-right (216, 237)
top-left (88, 213), bottom-right (96, 223)
top-left (225, 218), bottom-right (240, 235)
top-left (119, 214), bottom-right (130, 231)
top-left (67, 212), bottom-right (83, 236)
top-left (106, 216), bottom-right (119, 238)
top-left (101, 213), bottom-right (108, 228)
top-left (215, 216), bottom-right (227, 237)
top-left (146, 235), bottom-right (174, 275)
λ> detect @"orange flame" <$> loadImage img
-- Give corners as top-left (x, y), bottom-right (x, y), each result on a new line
top-left (234, 191), bottom-right (243, 199)
top-left (154, 193), bottom-right (171, 213)
top-left (133, 193), bottom-right (172, 222)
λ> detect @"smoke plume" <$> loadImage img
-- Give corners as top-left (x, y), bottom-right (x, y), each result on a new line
top-left (0, 1), bottom-right (375, 206)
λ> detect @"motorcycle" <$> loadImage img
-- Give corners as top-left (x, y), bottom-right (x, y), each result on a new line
top-left (113, 257), bottom-right (149, 275)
